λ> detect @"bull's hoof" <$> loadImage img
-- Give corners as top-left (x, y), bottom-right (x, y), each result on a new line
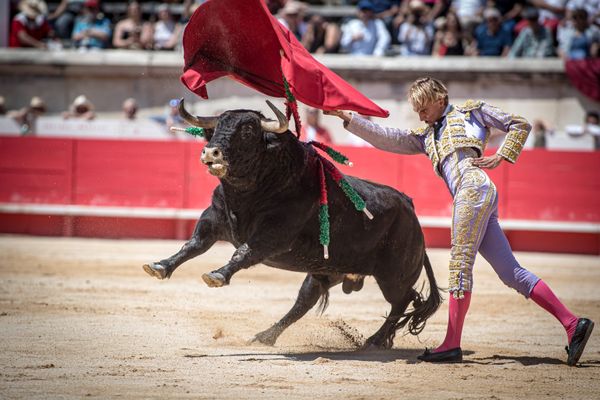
top-left (360, 342), bottom-right (381, 351)
top-left (249, 330), bottom-right (277, 346)
top-left (143, 263), bottom-right (168, 280)
top-left (362, 336), bottom-right (392, 350)
top-left (202, 272), bottom-right (227, 288)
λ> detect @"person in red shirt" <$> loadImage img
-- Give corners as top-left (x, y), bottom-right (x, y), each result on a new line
top-left (300, 107), bottom-right (333, 143)
top-left (9, 0), bottom-right (52, 49)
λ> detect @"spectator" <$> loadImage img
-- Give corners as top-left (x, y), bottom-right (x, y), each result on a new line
top-left (9, 0), bottom-right (52, 49)
top-left (421, 0), bottom-right (450, 23)
top-left (62, 95), bottom-right (96, 120)
top-left (72, 0), bottom-right (111, 50)
top-left (7, 96), bottom-right (47, 135)
top-left (472, 7), bottom-right (512, 56)
top-left (265, 0), bottom-right (286, 15)
top-left (566, 0), bottom-right (600, 27)
top-left (340, 0), bottom-right (391, 56)
top-left (396, 0), bottom-right (449, 27)
top-left (48, 0), bottom-right (84, 41)
top-left (558, 8), bottom-right (600, 60)
top-left (112, 1), bottom-right (144, 50)
top-left (531, 119), bottom-right (552, 148)
top-left (142, 4), bottom-right (183, 50)
top-left (302, 14), bottom-right (341, 54)
top-left (277, 1), bottom-right (307, 41)
top-left (566, 111), bottom-right (600, 149)
top-left (432, 10), bottom-right (465, 55)
top-left (300, 108), bottom-right (333, 143)
top-left (149, 98), bottom-right (186, 135)
top-left (122, 98), bottom-right (137, 120)
top-left (450, 0), bottom-right (486, 36)
top-left (371, 0), bottom-right (401, 32)
top-left (182, 0), bottom-right (207, 21)
top-left (489, 0), bottom-right (525, 33)
top-left (509, 7), bottom-right (555, 57)
top-left (530, 0), bottom-right (567, 33)
top-left (397, 0), bottom-right (435, 55)
top-left (583, 111), bottom-right (600, 150)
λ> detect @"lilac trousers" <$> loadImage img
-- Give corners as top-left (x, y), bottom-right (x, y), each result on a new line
top-left (445, 150), bottom-right (539, 298)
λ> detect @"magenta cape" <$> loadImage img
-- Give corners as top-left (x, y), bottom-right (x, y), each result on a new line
top-left (180, 0), bottom-right (389, 118)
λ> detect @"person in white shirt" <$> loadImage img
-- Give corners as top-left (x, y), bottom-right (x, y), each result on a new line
top-left (341, 0), bottom-right (391, 56)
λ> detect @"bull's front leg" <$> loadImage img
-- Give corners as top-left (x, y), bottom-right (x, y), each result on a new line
top-left (201, 242), bottom-right (265, 287)
top-left (202, 205), bottom-right (312, 287)
top-left (143, 207), bottom-right (221, 280)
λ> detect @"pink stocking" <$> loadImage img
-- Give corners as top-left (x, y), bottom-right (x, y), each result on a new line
top-left (433, 291), bottom-right (472, 353)
top-left (530, 280), bottom-right (578, 342)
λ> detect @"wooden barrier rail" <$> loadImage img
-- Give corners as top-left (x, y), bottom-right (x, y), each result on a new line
top-left (1, 136), bottom-right (598, 254)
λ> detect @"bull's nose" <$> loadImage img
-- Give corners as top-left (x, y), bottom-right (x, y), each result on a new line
top-left (201, 146), bottom-right (223, 163)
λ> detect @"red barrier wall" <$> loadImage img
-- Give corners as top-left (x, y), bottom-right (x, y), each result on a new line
top-left (1, 137), bottom-right (599, 254)
top-left (0, 137), bottom-right (74, 204)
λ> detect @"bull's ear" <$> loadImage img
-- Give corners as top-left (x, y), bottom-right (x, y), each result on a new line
top-left (203, 128), bottom-right (214, 141)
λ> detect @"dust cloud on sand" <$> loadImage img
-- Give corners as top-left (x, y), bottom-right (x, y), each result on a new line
top-left (1, 236), bottom-right (599, 399)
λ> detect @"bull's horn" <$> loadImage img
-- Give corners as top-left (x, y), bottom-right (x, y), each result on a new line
top-left (260, 100), bottom-right (289, 134)
top-left (178, 98), bottom-right (218, 129)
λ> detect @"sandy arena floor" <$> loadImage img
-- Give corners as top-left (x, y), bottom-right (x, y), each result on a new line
top-left (1, 235), bottom-right (599, 399)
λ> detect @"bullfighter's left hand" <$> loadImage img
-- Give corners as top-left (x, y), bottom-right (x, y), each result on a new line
top-left (472, 154), bottom-right (504, 169)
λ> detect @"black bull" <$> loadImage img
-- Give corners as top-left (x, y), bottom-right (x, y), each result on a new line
top-left (143, 100), bottom-right (442, 348)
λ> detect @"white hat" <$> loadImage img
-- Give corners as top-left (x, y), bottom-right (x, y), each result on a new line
top-left (483, 8), bottom-right (501, 20)
top-left (409, 0), bottom-right (426, 11)
top-left (19, 0), bottom-right (47, 18)
top-left (30, 96), bottom-right (46, 110)
top-left (73, 95), bottom-right (93, 109)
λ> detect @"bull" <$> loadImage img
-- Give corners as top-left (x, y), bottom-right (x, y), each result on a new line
top-left (143, 100), bottom-right (442, 348)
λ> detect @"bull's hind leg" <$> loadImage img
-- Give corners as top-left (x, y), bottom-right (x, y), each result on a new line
top-left (250, 273), bottom-right (343, 346)
top-left (143, 207), bottom-right (220, 280)
top-left (364, 278), bottom-right (416, 349)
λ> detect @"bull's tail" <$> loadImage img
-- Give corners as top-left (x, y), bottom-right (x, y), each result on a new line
top-left (396, 251), bottom-right (442, 336)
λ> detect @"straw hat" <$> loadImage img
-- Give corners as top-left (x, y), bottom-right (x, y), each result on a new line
top-left (19, 0), bottom-right (47, 18)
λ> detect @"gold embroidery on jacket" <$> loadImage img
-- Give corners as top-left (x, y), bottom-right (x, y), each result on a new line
top-left (498, 113), bottom-right (530, 163)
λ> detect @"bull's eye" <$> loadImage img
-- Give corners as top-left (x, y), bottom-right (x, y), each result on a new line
top-left (240, 124), bottom-right (253, 140)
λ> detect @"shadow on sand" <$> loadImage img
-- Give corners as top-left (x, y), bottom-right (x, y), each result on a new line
top-left (183, 348), bottom-right (479, 364)
top-left (469, 354), bottom-right (599, 367)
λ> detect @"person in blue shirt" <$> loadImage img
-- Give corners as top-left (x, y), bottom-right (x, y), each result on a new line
top-left (473, 7), bottom-right (512, 56)
top-left (72, 0), bottom-right (111, 50)
top-left (558, 8), bottom-right (600, 60)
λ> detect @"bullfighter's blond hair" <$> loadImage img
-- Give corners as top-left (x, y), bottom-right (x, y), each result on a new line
top-left (408, 77), bottom-right (449, 110)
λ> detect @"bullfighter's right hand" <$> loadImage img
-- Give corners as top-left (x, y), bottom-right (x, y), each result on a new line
top-left (324, 110), bottom-right (353, 123)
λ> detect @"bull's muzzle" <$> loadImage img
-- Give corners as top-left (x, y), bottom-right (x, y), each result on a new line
top-left (201, 146), bottom-right (228, 178)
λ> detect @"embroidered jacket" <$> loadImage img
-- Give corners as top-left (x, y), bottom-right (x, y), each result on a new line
top-left (344, 100), bottom-right (531, 176)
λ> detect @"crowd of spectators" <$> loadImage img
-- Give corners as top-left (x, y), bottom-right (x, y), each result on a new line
top-left (4, 1), bottom-right (598, 146)
top-left (5, 0), bottom-right (599, 59)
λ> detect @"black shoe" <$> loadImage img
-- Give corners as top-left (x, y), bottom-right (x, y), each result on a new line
top-left (417, 347), bottom-right (463, 363)
top-left (566, 318), bottom-right (594, 366)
